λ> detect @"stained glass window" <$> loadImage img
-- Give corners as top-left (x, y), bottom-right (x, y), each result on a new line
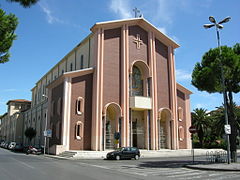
top-left (132, 66), bottom-right (143, 96)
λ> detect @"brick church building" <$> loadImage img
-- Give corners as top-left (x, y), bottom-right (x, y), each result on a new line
top-left (46, 18), bottom-right (192, 154)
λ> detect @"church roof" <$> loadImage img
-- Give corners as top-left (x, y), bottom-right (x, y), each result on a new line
top-left (177, 83), bottom-right (192, 95)
top-left (6, 99), bottom-right (31, 105)
top-left (91, 18), bottom-right (180, 49)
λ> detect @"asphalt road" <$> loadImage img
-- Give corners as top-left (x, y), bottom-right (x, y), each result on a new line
top-left (0, 148), bottom-right (240, 180)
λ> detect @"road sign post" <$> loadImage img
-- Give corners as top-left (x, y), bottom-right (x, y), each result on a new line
top-left (189, 126), bottom-right (197, 164)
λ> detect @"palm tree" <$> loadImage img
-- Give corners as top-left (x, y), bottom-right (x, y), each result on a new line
top-left (191, 108), bottom-right (209, 147)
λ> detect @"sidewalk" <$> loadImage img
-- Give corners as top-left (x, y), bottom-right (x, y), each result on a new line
top-left (44, 148), bottom-right (240, 171)
top-left (185, 162), bottom-right (240, 171)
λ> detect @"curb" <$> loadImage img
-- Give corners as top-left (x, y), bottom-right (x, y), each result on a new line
top-left (184, 164), bottom-right (240, 172)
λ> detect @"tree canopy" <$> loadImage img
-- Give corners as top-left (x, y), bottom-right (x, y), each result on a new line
top-left (191, 43), bottom-right (240, 161)
top-left (0, 9), bottom-right (18, 63)
top-left (0, 0), bottom-right (39, 63)
top-left (192, 44), bottom-right (240, 94)
top-left (7, 0), bottom-right (39, 8)
top-left (24, 127), bottom-right (37, 143)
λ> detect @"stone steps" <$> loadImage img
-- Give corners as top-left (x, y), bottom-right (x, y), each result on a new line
top-left (58, 151), bottom-right (77, 158)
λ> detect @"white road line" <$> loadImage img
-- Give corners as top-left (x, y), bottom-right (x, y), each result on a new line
top-left (118, 169), bottom-right (147, 177)
top-left (214, 173), bottom-right (240, 180)
top-left (76, 162), bottom-right (111, 170)
top-left (10, 157), bottom-right (35, 169)
top-left (168, 171), bottom-right (204, 178)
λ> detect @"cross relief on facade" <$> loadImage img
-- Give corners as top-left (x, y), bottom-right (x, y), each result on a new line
top-left (133, 34), bottom-right (143, 49)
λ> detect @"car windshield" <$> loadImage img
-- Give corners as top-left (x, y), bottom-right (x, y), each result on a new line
top-left (116, 148), bottom-right (124, 151)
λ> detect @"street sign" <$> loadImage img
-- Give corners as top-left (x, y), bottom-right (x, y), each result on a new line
top-left (189, 126), bottom-right (197, 134)
top-left (224, 125), bottom-right (231, 135)
top-left (43, 130), bottom-right (47, 137)
top-left (47, 129), bottom-right (52, 137)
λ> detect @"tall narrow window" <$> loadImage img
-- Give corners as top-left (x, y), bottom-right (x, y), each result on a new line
top-left (76, 97), bottom-right (84, 115)
top-left (70, 63), bottom-right (73, 71)
top-left (75, 121), bottom-right (83, 140)
top-left (178, 126), bottom-right (184, 141)
top-left (132, 65), bottom-right (143, 96)
top-left (178, 107), bottom-right (183, 121)
top-left (51, 101), bottom-right (55, 117)
top-left (80, 55), bottom-right (84, 69)
top-left (57, 98), bottom-right (62, 116)
top-left (147, 78), bottom-right (151, 97)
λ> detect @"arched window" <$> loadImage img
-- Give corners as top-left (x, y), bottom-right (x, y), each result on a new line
top-left (132, 65), bottom-right (143, 96)
top-left (178, 107), bottom-right (183, 121)
top-left (178, 126), bottom-right (184, 141)
top-left (75, 121), bottom-right (83, 140)
top-left (76, 97), bottom-right (84, 115)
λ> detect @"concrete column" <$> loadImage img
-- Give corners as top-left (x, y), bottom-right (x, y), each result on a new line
top-left (185, 95), bottom-right (192, 149)
top-left (91, 28), bottom-right (104, 151)
top-left (168, 46), bottom-right (178, 150)
top-left (61, 77), bottom-right (72, 150)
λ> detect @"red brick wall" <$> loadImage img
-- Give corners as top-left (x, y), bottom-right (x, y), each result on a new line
top-left (129, 25), bottom-right (148, 65)
top-left (177, 89), bottom-right (187, 149)
top-left (70, 74), bottom-right (93, 150)
top-left (103, 28), bottom-right (121, 106)
top-left (50, 83), bottom-right (63, 147)
top-left (155, 39), bottom-right (170, 109)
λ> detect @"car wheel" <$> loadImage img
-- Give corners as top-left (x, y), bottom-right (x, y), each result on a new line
top-left (116, 155), bottom-right (120, 160)
top-left (134, 155), bottom-right (139, 160)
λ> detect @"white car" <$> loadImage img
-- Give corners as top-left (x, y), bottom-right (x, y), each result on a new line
top-left (8, 142), bottom-right (16, 150)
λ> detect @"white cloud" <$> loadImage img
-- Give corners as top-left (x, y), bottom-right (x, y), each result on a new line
top-left (154, 0), bottom-right (173, 24)
top-left (171, 35), bottom-right (180, 44)
top-left (157, 27), bottom-right (167, 35)
top-left (109, 0), bottom-right (132, 19)
top-left (175, 69), bottom-right (191, 81)
top-left (195, 103), bottom-right (204, 109)
top-left (2, 89), bottom-right (17, 92)
top-left (38, 2), bottom-right (63, 24)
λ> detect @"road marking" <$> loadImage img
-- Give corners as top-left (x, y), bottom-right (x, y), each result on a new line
top-left (168, 171), bottom-right (203, 178)
top-left (76, 162), bottom-right (111, 170)
top-left (10, 157), bottom-right (35, 169)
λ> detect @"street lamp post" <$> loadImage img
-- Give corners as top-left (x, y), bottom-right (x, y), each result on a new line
top-left (203, 16), bottom-right (231, 164)
top-left (42, 94), bottom-right (48, 155)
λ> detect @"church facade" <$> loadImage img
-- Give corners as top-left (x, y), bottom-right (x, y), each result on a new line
top-left (45, 18), bottom-right (192, 154)
top-left (0, 18), bottom-right (192, 154)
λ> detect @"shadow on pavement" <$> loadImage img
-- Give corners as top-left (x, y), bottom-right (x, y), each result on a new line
top-left (137, 160), bottom-right (209, 168)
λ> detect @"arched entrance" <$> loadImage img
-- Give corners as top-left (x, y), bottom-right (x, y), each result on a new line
top-left (103, 103), bottom-right (122, 150)
top-left (129, 60), bottom-right (151, 149)
top-left (158, 108), bottom-right (173, 149)
top-left (132, 111), bottom-right (145, 149)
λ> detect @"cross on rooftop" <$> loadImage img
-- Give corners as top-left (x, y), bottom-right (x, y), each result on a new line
top-left (133, 7), bottom-right (140, 18)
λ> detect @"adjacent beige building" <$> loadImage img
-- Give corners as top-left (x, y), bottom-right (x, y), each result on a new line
top-left (0, 100), bottom-right (31, 144)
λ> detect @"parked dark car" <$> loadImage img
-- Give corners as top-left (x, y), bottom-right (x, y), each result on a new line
top-left (13, 143), bottom-right (24, 152)
top-left (106, 147), bottom-right (140, 160)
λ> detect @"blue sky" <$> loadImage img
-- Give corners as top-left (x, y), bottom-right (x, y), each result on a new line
top-left (0, 0), bottom-right (240, 115)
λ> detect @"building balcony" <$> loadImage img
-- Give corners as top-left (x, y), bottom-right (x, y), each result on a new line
top-left (130, 96), bottom-right (152, 110)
